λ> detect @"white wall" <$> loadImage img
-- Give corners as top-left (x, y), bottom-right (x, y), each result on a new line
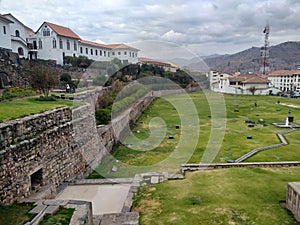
top-left (36, 23), bottom-right (79, 65)
top-left (0, 20), bottom-right (11, 50)
top-left (111, 49), bottom-right (138, 64)
top-left (78, 43), bottom-right (111, 62)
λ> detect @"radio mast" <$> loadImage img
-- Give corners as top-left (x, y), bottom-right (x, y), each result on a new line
top-left (260, 24), bottom-right (270, 75)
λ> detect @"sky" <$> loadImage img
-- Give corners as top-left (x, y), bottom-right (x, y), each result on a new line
top-left (1, 0), bottom-right (300, 59)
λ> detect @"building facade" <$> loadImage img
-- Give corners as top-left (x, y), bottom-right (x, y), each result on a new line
top-left (0, 14), bottom-right (13, 51)
top-left (268, 70), bottom-right (300, 92)
top-left (211, 73), bottom-right (280, 95)
top-left (0, 13), bottom-right (139, 65)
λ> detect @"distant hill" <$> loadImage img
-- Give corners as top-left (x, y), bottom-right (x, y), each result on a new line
top-left (202, 41), bottom-right (300, 74)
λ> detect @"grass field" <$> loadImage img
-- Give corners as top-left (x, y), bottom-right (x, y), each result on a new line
top-left (0, 97), bottom-right (76, 122)
top-left (0, 202), bottom-right (35, 225)
top-left (133, 167), bottom-right (300, 225)
top-left (92, 91), bottom-right (300, 178)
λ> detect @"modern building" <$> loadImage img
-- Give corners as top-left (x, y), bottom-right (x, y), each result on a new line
top-left (208, 71), bottom-right (232, 89)
top-left (0, 13), bottom-right (139, 65)
top-left (211, 73), bottom-right (280, 95)
top-left (267, 70), bottom-right (300, 92)
top-left (286, 182), bottom-right (300, 222)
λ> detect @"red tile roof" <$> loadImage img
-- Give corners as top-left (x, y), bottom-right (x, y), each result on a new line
top-left (44, 22), bottom-right (80, 39)
top-left (0, 14), bottom-right (14, 23)
top-left (106, 44), bottom-right (139, 51)
top-left (78, 40), bottom-right (111, 49)
top-left (268, 70), bottom-right (300, 77)
top-left (229, 74), bottom-right (269, 84)
top-left (138, 57), bottom-right (171, 67)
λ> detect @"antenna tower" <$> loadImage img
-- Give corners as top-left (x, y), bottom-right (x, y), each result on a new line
top-left (260, 24), bottom-right (270, 75)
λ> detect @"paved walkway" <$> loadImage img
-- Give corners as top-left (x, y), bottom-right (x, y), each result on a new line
top-left (56, 184), bottom-right (131, 215)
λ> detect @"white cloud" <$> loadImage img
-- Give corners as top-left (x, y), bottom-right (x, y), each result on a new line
top-left (1, 0), bottom-right (299, 57)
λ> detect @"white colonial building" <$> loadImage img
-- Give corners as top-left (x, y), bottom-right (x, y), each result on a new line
top-left (267, 70), bottom-right (300, 92)
top-left (0, 14), bottom-right (13, 51)
top-left (212, 73), bottom-right (280, 95)
top-left (0, 13), bottom-right (140, 65)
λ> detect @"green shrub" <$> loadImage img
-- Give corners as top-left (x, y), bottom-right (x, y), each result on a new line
top-left (35, 96), bottom-right (57, 101)
top-left (95, 108), bottom-right (111, 125)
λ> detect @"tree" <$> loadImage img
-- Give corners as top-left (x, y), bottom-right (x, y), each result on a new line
top-left (60, 73), bottom-right (72, 84)
top-left (249, 86), bottom-right (257, 95)
top-left (25, 64), bottom-right (59, 97)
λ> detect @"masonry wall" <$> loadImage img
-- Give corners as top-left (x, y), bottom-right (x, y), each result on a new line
top-left (0, 104), bottom-right (99, 203)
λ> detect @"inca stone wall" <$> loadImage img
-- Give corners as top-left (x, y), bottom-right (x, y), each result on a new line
top-left (0, 104), bottom-right (99, 204)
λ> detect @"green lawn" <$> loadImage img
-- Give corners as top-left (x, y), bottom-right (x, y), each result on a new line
top-left (133, 167), bottom-right (300, 225)
top-left (0, 97), bottom-right (76, 122)
top-left (0, 202), bottom-right (35, 225)
top-left (92, 91), bottom-right (300, 178)
top-left (39, 207), bottom-right (75, 225)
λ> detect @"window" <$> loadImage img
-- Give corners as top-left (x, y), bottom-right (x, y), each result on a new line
top-left (91, 49), bottom-right (93, 55)
top-left (43, 26), bottom-right (50, 36)
top-left (100, 50), bottom-right (102, 56)
top-left (52, 38), bottom-right (57, 48)
top-left (108, 52), bottom-right (110, 57)
top-left (129, 52), bottom-right (131, 57)
top-left (124, 51), bottom-right (127, 55)
top-left (80, 47), bottom-right (83, 54)
top-left (15, 30), bottom-right (20, 37)
top-left (38, 39), bottom-right (42, 49)
top-left (112, 52), bottom-right (115, 56)
top-left (74, 41), bottom-right (77, 51)
top-left (104, 51), bottom-right (106, 57)
top-left (95, 49), bottom-right (98, 55)
top-left (118, 52), bottom-right (121, 55)
top-left (18, 47), bottom-right (24, 55)
top-left (3, 26), bottom-right (6, 34)
top-left (67, 40), bottom-right (70, 50)
top-left (59, 38), bottom-right (63, 49)
top-left (85, 48), bottom-right (88, 54)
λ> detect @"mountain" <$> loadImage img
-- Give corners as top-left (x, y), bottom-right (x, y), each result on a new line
top-left (202, 41), bottom-right (300, 74)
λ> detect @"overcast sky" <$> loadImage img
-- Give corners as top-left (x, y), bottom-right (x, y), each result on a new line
top-left (1, 0), bottom-right (300, 59)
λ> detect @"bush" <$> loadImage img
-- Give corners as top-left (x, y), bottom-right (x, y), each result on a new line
top-left (35, 96), bottom-right (57, 101)
top-left (0, 88), bottom-right (37, 101)
top-left (95, 108), bottom-right (111, 125)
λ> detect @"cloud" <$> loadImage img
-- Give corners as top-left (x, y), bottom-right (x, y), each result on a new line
top-left (1, 0), bottom-right (300, 57)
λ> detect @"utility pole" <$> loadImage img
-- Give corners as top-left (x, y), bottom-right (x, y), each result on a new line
top-left (260, 24), bottom-right (270, 75)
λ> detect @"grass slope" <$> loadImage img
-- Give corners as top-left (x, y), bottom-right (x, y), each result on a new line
top-left (0, 97), bottom-right (75, 122)
top-left (133, 167), bottom-right (300, 225)
top-left (0, 202), bottom-right (35, 225)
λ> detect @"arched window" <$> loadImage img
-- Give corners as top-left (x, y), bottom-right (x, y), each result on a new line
top-left (67, 40), bottom-right (70, 50)
top-left (38, 39), bottom-right (42, 49)
top-left (15, 30), bottom-right (20, 37)
top-left (43, 26), bottom-right (50, 36)
top-left (59, 38), bottom-right (63, 49)
top-left (53, 38), bottom-right (57, 48)
top-left (18, 47), bottom-right (24, 55)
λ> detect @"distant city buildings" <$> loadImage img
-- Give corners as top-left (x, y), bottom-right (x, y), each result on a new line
top-left (138, 57), bottom-right (179, 72)
top-left (0, 13), bottom-right (139, 65)
top-left (267, 69), bottom-right (300, 92)
top-left (209, 71), bottom-right (281, 95)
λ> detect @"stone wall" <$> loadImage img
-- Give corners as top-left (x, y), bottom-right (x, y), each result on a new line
top-left (0, 104), bottom-right (99, 203)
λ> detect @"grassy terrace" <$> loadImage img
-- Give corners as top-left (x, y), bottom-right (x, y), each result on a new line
top-left (133, 167), bottom-right (300, 225)
top-left (93, 91), bottom-right (300, 177)
top-left (0, 202), bottom-right (35, 225)
top-left (0, 97), bottom-right (75, 122)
